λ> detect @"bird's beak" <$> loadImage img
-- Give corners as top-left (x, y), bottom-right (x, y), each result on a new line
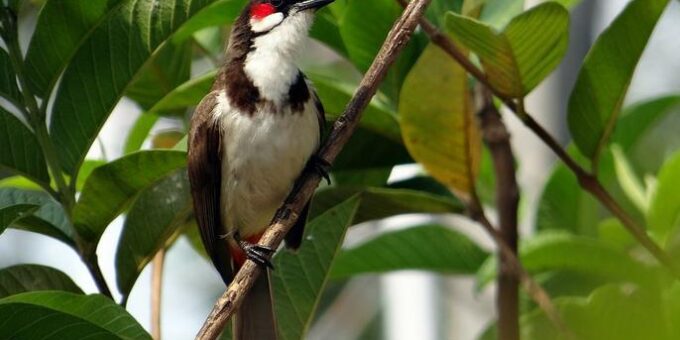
top-left (292, 0), bottom-right (335, 12)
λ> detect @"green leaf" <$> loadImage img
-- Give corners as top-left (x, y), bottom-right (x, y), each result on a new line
top-left (0, 204), bottom-right (39, 235)
top-left (613, 95), bottom-right (680, 151)
top-left (567, 0), bottom-right (670, 165)
top-left (310, 187), bottom-right (463, 224)
top-left (0, 291), bottom-right (150, 339)
top-left (272, 196), bottom-right (360, 340)
top-left (522, 284), bottom-right (671, 340)
top-left (125, 40), bottom-right (192, 112)
top-left (0, 176), bottom-right (43, 191)
top-left (146, 70), bottom-right (216, 115)
top-left (541, 0), bottom-right (584, 9)
top-left (0, 109), bottom-right (50, 185)
top-left (479, 0), bottom-right (524, 29)
top-left (477, 233), bottom-right (658, 288)
top-left (183, 220), bottom-right (206, 258)
top-left (311, 74), bottom-right (401, 143)
top-left (0, 188), bottom-right (75, 245)
top-left (123, 114), bottom-right (158, 154)
top-left (627, 106), bottom-right (680, 177)
top-left (73, 150), bottom-right (186, 243)
top-left (446, 2), bottom-right (570, 97)
top-left (74, 160), bottom-right (107, 192)
top-left (331, 224), bottom-right (488, 278)
top-left (24, 0), bottom-right (125, 97)
top-left (611, 145), bottom-right (647, 213)
top-left (0, 49), bottom-right (21, 107)
top-left (389, 175), bottom-right (456, 198)
top-left (399, 43), bottom-right (481, 200)
top-left (171, 0), bottom-right (246, 42)
top-left (332, 168), bottom-right (392, 187)
top-left (0, 264), bottom-right (83, 298)
top-left (597, 218), bottom-right (635, 250)
top-left (427, 0), bottom-right (463, 26)
top-left (115, 169), bottom-right (191, 298)
top-left (310, 8), bottom-right (347, 56)
top-left (50, 0), bottom-right (218, 175)
top-left (536, 163), bottom-right (599, 235)
top-left (332, 126), bottom-right (411, 173)
top-left (339, 0), bottom-right (423, 100)
top-left (648, 149), bottom-right (680, 242)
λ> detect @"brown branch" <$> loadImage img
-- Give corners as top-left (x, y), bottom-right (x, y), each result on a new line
top-left (479, 95), bottom-right (519, 340)
top-left (151, 248), bottom-right (166, 340)
top-left (467, 201), bottom-right (571, 337)
top-left (194, 0), bottom-right (433, 338)
top-left (402, 1), bottom-right (680, 279)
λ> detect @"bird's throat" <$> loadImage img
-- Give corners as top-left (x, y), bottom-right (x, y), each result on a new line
top-left (243, 11), bottom-right (314, 106)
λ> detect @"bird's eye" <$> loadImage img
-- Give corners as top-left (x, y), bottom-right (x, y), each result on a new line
top-left (270, 0), bottom-right (283, 7)
top-left (250, 3), bottom-right (276, 19)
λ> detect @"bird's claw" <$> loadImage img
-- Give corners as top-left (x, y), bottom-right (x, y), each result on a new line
top-left (236, 232), bottom-right (275, 269)
top-left (243, 243), bottom-right (275, 269)
top-left (310, 154), bottom-right (331, 185)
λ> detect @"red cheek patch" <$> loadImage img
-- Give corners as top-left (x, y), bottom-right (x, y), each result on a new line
top-left (251, 3), bottom-right (276, 19)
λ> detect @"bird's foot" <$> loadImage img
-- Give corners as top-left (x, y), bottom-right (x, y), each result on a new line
top-left (235, 232), bottom-right (275, 269)
top-left (274, 206), bottom-right (292, 221)
top-left (309, 154), bottom-right (331, 185)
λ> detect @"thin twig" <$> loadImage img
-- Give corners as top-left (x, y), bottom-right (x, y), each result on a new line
top-left (151, 248), bottom-right (166, 340)
top-left (479, 92), bottom-right (519, 340)
top-left (195, 0), bottom-right (432, 338)
top-left (400, 0), bottom-right (680, 279)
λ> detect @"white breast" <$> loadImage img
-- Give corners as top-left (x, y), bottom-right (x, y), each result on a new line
top-left (213, 91), bottom-right (320, 237)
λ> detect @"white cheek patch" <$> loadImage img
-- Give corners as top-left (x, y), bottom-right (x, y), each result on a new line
top-left (250, 12), bottom-right (284, 33)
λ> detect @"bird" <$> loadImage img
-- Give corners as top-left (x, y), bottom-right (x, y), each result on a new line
top-left (187, 0), bottom-right (333, 339)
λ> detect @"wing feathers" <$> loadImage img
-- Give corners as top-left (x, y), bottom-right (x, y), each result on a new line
top-left (188, 91), bottom-right (233, 284)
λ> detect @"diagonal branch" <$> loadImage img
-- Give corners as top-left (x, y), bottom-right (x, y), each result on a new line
top-left (399, 0), bottom-right (680, 279)
top-left (194, 0), bottom-right (433, 338)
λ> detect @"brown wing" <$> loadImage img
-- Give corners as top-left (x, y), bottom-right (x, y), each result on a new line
top-left (187, 91), bottom-right (233, 284)
top-left (307, 76), bottom-right (327, 138)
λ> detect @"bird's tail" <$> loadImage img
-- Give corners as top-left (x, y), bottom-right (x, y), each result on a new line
top-left (233, 270), bottom-right (278, 340)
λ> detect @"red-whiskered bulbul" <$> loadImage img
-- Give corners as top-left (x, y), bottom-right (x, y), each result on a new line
top-left (187, 0), bottom-right (333, 339)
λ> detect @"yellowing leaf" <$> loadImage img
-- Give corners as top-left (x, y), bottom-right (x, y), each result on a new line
top-left (399, 44), bottom-right (481, 201)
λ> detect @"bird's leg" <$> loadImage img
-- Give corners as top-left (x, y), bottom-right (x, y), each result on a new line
top-left (307, 154), bottom-right (331, 185)
top-left (234, 231), bottom-right (275, 269)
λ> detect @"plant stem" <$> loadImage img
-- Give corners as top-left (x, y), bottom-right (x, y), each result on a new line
top-left (195, 0), bottom-right (432, 338)
top-left (82, 249), bottom-right (113, 299)
top-left (479, 95), bottom-right (519, 340)
top-left (151, 248), bottom-right (166, 340)
top-left (401, 2), bottom-right (680, 280)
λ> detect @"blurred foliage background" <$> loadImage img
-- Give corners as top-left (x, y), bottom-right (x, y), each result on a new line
top-left (0, 0), bottom-right (679, 339)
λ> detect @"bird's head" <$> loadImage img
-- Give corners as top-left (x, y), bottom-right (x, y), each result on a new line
top-left (247, 0), bottom-right (334, 33)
